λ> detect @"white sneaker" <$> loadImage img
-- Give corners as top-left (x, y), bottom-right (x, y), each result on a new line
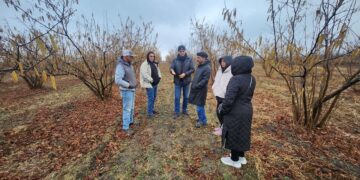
top-left (239, 157), bottom-right (247, 165)
top-left (228, 154), bottom-right (247, 165)
top-left (221, 157), bottom-right (241, 168)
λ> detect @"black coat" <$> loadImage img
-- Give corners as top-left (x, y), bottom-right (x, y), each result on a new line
top-left (189, 60), bottom-right (211, 106)
top-left (170, 55), bottom-right (195, 86)
top-left (220, 56), bottom-right (256, 152)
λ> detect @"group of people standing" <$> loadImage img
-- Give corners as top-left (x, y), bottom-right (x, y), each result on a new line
top-left (115, 45), bottom-right (256, 169)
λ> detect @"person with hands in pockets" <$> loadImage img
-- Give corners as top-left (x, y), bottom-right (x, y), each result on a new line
top-left (115, 50), bottom-right (138, 135)
top-left (140, 51), bottom-right (162, 119)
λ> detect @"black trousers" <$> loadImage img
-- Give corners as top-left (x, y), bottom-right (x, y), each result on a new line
top-left (231, 150), bottom-right (245, 161)
top-left (216, 96), bottom-right (224, 125)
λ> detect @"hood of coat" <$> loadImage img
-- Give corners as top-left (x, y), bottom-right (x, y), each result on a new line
top-left (219, 56), bottom-right (232, 71)
top-left (218, 56), bottom-right (232, 65)
top-left (231, 56), bottom-right (254, 75)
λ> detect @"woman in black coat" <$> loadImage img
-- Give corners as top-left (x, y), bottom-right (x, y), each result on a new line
top-left (219, 56), bottom-right (256, 168)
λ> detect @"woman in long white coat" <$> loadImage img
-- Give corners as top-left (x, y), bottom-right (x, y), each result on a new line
top-left (212, 56), bottom-right (233, 135)
top-left (140, 51), bottom-right (162, 118)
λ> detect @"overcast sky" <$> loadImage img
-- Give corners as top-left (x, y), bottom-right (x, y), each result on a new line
top-left (72, 0), bottom-right (270, 58)
top-left (87, 0), bottom-right (272, 56)
top-left (1, 0), bottom-right (359, 59)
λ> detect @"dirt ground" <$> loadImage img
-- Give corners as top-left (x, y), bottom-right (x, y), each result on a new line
top-left (0, 63), bottom-right (359, 179)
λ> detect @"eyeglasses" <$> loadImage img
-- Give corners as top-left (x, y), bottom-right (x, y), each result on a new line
top-left (149, 56), bottom-right (155, 57)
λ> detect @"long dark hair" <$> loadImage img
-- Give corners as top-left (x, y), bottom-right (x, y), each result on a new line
top-left (146, 51), bottom-right (155, 61)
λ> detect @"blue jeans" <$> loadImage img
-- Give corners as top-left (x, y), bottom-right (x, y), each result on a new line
top-left (146, 85), bottom-right (158, 116)
top-left (174, 84), bottom-right (190, 115)
top-left (196, 105), bottom-right (207, 125)
top-left (120, 90), bottom-right (135, 130)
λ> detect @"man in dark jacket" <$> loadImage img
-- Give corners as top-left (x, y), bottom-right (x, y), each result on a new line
top-left (170, 45), bottom-right (195, 119)
top-left (189, 51), bottom-right (211, 128)
top-left (219, 56), bottom-right (256, 168)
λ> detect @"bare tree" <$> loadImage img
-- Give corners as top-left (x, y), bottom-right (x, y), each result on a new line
top-left (0, 27), bottom-right (56, 88)
top-left (1, 0), bottom-right (159, 99)
top-left (190, 18), bottom-right (220, 84)
top-left (190, 18), bottom-right (246, 84)
top-left (0, 0), bottom-right (75, 89)
top-left (223, 0), bottom-right (360, 129)
top-left (165, 48), bottom-right (177, 64)
top-left (112, 17), bottom-right (159, 77)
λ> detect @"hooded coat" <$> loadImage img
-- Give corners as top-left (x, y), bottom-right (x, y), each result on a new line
top-left (188, 60), bottom-right (211, 106)
top-left (220, 56), bottom-right (256, 152)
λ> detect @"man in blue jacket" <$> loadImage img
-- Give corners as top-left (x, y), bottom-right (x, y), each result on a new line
top-left (170, 45), bottom-right (195, 119)
top-left (115, 50), bottom-right (138, 134)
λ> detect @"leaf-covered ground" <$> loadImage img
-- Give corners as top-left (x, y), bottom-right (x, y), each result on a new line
top-left (0, 63), bottom-right (359, 179)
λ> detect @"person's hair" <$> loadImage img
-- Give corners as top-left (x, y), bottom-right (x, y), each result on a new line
top-left (146, 51), bottom-right (155, 61)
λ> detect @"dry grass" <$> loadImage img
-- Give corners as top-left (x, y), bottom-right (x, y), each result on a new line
top-left (249, 62), bottom-right (360, 179)
top-left (0, 62), bottom-right (359, 179)
top-left (0, 76), bottom-right (90, 130)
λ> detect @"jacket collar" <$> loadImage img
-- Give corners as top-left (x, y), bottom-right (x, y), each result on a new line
top-left (223, 65), bottom-right (231, 73)
top-left (198, 59), bottom-right (210, 67)
top-left (177, 54), bottom-right (189, 61)
top-left (146, 59), bottom-right (156, 65)
top-left (118, 57), bottom-right (131, 66)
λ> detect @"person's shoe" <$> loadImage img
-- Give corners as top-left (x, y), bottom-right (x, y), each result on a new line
top-left (147, 114), bottom-right (154, 119)
top-left (195, 121), bottom-right (203, 128)
top-left (214, 127), bottom-right (221, 131)
top-left (213, 128), bottom-right (222, 136)
top-left (221, 157), bottom-right (241, 168)
top-left (153, 110), bottom-right (159, 115)
top-left (130, 122), bottom-right (140, 127)
top-left (239, 157), bottom-right (247, 165)
top-left (122, 129), bottom-right (134, 135)
top-left (173, 113), bottom-right (180, 120)
top-left (182, 112), bottom-right (190, 117)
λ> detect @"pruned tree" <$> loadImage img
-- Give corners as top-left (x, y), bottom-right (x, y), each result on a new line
top-left (54, 11), bottom-right (158, 100)
top-left (2, 0), bottom-right (159, 100)
top-left (0, 31), bottom-right (8, 83)
top-left (190, 18), bottom-right (247, 84)
top-left (335, 44), bottom-right (360, 92)
top-left (0, 27), bottom-right (57, 89)
top-left (223, 0), bottom-right (360, 129)
top-left (190, 18), bottom-right (220, 84)
top-left (1, 0), bottom-right (75, 89)
top-left (113, 17), bottom-right (159, 77)
top-left (165, 48), bottom-right (177, 64)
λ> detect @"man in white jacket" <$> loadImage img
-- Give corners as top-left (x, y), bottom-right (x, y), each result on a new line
top-left (212, 56), bottom-right (233, 135)
top-left (140, 51), bottom-right (162, 118)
